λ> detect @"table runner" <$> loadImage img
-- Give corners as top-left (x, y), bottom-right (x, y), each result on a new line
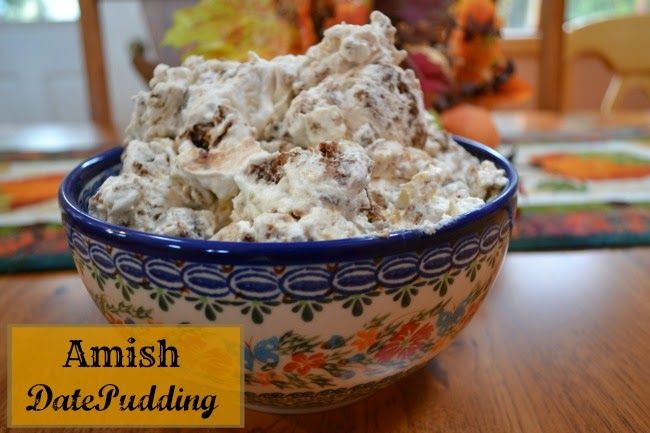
top-left (507, 138), bottom-right (650, 251)
top-left (2, 137), bottom-right (649, 272)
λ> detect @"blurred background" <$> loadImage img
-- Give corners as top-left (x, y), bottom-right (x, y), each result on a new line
top-left (0, 0), bottom-right (647, 136)
top-left (0, 0), bottom-right (649, 271)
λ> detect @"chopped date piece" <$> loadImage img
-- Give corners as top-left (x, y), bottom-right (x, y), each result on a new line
top-left (188, 122), bottom-right (214, 150)
top-left (248, 153), bottom-right (289, 184)
top-left (319, 141), bottom-right (339, 159)
top-left (185, 106), bottom-right (229, 150)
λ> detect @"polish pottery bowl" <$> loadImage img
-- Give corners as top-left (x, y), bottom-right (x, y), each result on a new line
top-left (59, 136), bottom-right (517, 413)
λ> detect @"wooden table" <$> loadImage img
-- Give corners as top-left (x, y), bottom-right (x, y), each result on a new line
top-left (1, 110), bottom-right (649, 431)
top-left (1, 248), bottom-right (648, 433)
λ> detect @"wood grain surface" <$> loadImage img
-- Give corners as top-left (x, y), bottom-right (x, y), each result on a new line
top-left (539, 0), bottom-right (566, 111)
top-left (1, 248), bottom-right (648, 433)
top-left (79, 0), bottom-right (113, 129)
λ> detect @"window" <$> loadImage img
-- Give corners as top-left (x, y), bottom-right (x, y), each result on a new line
top-left (499, 0), bottom-right (649, 34)
top-left (0, 0), bottom-right (79, 23)
top-left (565, 0), bottom-right (648, 26)
top-left (499, 0), bottom-right (540, 35)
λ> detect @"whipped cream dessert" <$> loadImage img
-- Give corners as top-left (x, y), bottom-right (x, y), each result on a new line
top-left (89, 12), bottom-right (507, 242)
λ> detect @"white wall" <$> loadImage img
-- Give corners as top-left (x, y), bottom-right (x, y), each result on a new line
top-left (0, 22), bottom-right (89, 123)
top-left (0, 1), bottom-right (153, 137)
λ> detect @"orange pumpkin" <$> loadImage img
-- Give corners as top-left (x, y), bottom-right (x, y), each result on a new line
top-left (441, 103), bottom-right (500, 148)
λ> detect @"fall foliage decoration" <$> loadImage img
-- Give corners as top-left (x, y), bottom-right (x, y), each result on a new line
top-left (163, 0), bottom-right (371, 60)
top-left (161, 0), bottom-right (531, 146)
top-left (379, 0), bottom-right (531, 111)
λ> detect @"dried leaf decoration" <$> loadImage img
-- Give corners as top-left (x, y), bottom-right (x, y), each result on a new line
top-left (163, 0), bottom-right (297, 61)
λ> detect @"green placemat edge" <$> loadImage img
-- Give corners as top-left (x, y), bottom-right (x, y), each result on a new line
top-left (510, 232), bottom-right (650, 251)
top-left (0, 253), bottom-right (74, 274)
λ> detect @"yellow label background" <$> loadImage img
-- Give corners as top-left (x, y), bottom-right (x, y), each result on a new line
top-left (9, 325), bottom-right (242, 427)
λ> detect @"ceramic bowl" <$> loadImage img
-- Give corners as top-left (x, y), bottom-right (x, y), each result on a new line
top-left (59, 137), bottom-right (517, 413)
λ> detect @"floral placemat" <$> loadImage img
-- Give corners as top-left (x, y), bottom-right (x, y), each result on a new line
top-left (0, 158), bottom-right (78, 273)
top-left (0, 224), bottom-right (72, 272)
top-left (508, 138), bottom-right (650, 251)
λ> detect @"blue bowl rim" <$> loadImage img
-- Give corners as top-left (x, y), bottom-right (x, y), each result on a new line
top-left (59, 136), bottom-right (518, 264)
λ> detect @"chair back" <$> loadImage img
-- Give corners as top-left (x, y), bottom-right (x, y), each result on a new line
top-left (79, 0), bottom-right (114, 130)
top-left (561, 14), bottom-right (650, 112)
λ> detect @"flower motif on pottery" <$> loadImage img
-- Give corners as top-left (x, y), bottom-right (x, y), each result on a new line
top-left (351, 329), bottom-right (378, 351)
top-left (283, 352), bottom-right (326, 375)
top-left (436, 301), bottom-right (467, 337)
top-left (375, 321), bottom-right (434, 362)
top-left (323, 335), bottom-right (346, 349)
top-left (245, 336), bottom-right (280, 371)
top-left (253, 371), bottom-right (280, 387)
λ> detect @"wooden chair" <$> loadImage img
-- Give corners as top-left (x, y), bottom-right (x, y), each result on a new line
top-left (79, 0), bottom-right (115, 135)
top-left (560, 14), bottom-right (650, 113)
